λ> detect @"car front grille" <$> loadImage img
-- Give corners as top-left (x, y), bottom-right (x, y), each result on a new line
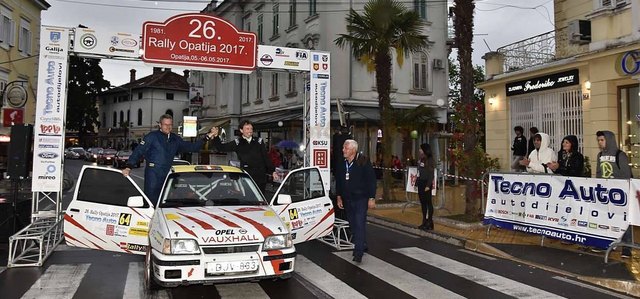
top-left (202, 244), bottom-right (260, 254)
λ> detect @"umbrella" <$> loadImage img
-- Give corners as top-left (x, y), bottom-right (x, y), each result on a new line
top-left (276, 140), bottom-right (299, 149)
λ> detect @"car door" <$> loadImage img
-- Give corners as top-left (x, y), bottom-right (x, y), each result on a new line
top-left (269, 167), bottom-right (334, 244)
top-left (64, 166), bottom-right (155, 255)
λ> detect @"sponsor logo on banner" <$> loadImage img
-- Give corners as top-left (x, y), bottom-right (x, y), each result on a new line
top-left (309, 51), bottom-right (331, 190)
top-left (38, 152), bottom-right (58, 159)
top-left (484, 173), bottom-right (628, 248)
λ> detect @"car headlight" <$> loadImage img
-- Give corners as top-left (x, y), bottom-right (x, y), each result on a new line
top-left (162, 239), bottom-right (200, 255)
top-left (263, 234), bottom-right (293, 251)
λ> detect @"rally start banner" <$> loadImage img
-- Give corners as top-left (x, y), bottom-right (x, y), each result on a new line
top-left (484, 173), bottom-right (628, 248)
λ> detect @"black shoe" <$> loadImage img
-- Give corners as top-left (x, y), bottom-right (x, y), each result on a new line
top-left (418, 224), bottom-right (426, 230)
top-left (622, 249), bottom-right (632, 259)
top-left (353, 255), bottom-right (362, 263)
top-left (427, 220), bottom-right (434, 230)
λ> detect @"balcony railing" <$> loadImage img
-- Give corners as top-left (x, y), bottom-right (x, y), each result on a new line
top-left (497, 30), bottom-right (556, 73)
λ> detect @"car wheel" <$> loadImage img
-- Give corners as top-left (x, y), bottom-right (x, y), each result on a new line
top-left (144, 246), bottom-right (160, 291)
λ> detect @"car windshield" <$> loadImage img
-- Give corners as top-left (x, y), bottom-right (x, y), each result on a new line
top-left (72, 148), bottom-right (84, 153)
top-left (103, 149), bottom-right (117, 155)
top-left (117, 151), bottom-right (132, 156)
top-left (159, 172), bottom-right (266, 208)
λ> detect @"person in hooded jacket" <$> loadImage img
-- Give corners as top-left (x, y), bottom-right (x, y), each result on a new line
top-left (520, 132), bottom-right (555, 174)
top-left (595, 130), bottom-right (633, 258)
top-left (596, 130), bottom-right (631, 179)
top-left (548, 135), bottom-right (584, 177)
top-left (417, 143), bottom-right (435, 230)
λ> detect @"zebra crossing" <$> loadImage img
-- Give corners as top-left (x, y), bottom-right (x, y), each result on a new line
top-left (2, 243), bottom-right (631, 299)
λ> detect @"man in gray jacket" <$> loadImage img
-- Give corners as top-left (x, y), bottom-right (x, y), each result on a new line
top-left (595, 130), bottom-right (632, 258)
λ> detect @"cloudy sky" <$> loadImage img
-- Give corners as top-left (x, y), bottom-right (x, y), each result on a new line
top-left (41, 0), bottom-right (555, 86)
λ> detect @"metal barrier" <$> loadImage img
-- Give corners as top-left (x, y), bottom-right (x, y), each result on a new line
top-left (317, 218), bottom-right (354, 250)
top-left (8, 216), bottom-right (63, 267)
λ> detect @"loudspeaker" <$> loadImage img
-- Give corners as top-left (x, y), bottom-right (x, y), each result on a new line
top-left (7, 124), bottom-right (33, 179)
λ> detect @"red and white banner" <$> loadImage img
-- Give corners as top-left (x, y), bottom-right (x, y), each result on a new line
top-left (309, 51), bottom-right (330, 191)
top-left (142, 13), bottom-right (256, 73)
top-left (32, 26), bottom-right (69, 192)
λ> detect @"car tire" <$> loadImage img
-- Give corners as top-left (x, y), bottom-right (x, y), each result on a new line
top-left (144, 246), bottom-right (160, 291)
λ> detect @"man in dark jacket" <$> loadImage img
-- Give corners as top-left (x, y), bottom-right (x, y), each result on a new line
top-left (595, 130), bottom-right (633, 258)
top-left (122, 114), bottom-right (214, 205)
top-left (511, 126), bottom-right (527, 172)
top-left (335, 139), bottom-right (376, 263)
top-left (210, 120), bottom-right (275, 193)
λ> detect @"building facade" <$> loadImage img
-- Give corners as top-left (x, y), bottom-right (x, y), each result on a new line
top-left (189, 0), bottom-right (450, 160)
top-left (96, 67), bottom-right (190, 149)
top-left (480, 0), bottom-right (640, 176)
top-left (0, 0), bottom-right (49, 172)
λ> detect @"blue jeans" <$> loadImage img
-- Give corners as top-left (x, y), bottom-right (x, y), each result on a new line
top-left (345, 197), bottom-right (368, 256)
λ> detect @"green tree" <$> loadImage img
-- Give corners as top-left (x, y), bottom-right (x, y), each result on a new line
top-left (452, 0), bottom-right (495, 219)
top-left (66, 56), bottom-right (110, 147)
top-left (391, 105), bottom-right (438, 161)
top-left (335, 0), bottom-right (429, 200)
top-left (448, 58), bottom-right (486, 146)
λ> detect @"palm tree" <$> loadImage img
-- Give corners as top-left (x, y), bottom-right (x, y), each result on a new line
top-left (452, 0), bottom-right (479, 217)
top-left (335, 0), bottom-right (429, 200)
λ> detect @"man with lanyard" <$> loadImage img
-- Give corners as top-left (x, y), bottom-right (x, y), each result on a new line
top-left (122, 114), bottom-right (215, 205)
top-left (210, 120), bottom-right (275, 193)
top-left (336, 139), bottom-right (376, 263)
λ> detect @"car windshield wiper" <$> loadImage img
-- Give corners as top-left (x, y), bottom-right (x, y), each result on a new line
top-left (162, 198), bottom-right (206, 207)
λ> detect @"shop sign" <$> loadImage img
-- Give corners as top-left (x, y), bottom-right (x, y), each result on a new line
top-left (616, 50), bottom-right (640, 76)
top-left (506, 69), bottom-right (579, 96)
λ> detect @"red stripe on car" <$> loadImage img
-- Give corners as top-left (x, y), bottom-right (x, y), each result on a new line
top-left (221, 208), bottom-right (273, 237)
top-left (173, 220), bottom-right (198, 238)
top-left (197, 209), bottom-right (241, 228)
top-left (305, 208), bottom-right (335, 234)
top-left (64, 232), bottom-right (90, 248)
top-left (178, 212), bottom-right (214, 230)
top-left (64, 213), bottom-right (107, 243)
top-left (113, 240), bottom-right (132, 254)
top-left (268, 250), bottom-right (284, 275)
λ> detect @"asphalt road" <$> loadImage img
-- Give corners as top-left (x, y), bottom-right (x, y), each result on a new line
top-left (0, 159), bottom-right (633, 299)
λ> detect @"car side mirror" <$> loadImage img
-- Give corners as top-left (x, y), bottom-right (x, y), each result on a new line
top-left (127, 196), bottom-right (145, 208)
top-left (277, 194), bottom-right (292, 205)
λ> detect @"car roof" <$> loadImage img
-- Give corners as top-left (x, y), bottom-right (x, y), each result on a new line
top-left (171, 165), bottom-right (243, 173)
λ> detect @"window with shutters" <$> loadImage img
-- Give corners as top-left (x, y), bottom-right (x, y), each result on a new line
top-left (0, 6), bottom-right (15, 49)
top-left (18, 18), bottom-right (30, 55)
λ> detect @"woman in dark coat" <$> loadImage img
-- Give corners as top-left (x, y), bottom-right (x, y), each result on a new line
top-left (417, 143), bottom-right (435, 230)
top-left (548, 135), bottom-right (584, 177)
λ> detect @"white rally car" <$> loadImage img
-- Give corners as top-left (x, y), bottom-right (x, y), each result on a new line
top-left (64, 165), bottom-right (334, 289)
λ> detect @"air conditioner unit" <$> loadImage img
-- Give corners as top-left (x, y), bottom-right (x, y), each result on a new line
top-left (567, 19), bottom-right (591, 44)
top-left (433, 58), bottom-right (444, 70)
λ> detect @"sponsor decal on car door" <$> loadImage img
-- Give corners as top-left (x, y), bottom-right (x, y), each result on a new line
top-left (64, 166), bottom-right (154, 255)
top-left (269, 167), bottom-right (334, 244)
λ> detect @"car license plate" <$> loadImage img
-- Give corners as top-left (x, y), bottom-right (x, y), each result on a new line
top-left (207, 261), bottom-right (258, 273)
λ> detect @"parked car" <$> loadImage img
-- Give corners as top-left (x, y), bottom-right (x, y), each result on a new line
top-left (113, 150), bottom-right (143, 168)
top-left (96, 148), bottom-right (117, 165)
top-left (65, 147), bottom-right (85, 159)
top-left (85, 147), bottom-right (103, 162)
top-left (64, 165), bottom-right (334, 290)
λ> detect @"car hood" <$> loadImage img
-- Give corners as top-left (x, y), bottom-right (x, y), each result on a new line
top-left (159, 206), bottom-right (286, 245)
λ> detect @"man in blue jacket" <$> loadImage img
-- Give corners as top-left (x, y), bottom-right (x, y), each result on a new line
top-left (122, 114), bottom-right (215, 205)
top-left (335, 139), bottom-right (376, 263)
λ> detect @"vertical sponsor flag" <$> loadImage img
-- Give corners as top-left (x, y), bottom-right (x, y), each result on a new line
top-left (32, 26), bottom-right (69, 192)
top-left (309, 51), bottom-right (330, 190)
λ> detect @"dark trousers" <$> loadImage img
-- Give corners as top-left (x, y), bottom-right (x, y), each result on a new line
top-left (417, 180), bottom-right (433, 225)
top-left (345, 197), bottom-right (368, 256)
top-left (144, 166), bottom-right (169, 206)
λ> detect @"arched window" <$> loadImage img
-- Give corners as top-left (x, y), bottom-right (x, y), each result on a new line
top-left (412, 52), bottom-right (428, 91)
top-left (112, 111), bottom-right (117, 127)
top-left (120, 111), bottom-right (124, 126)
top-left (137, 109), bottom-right (143, 126)
top-left (165, 109), bottom-right (173, 118)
